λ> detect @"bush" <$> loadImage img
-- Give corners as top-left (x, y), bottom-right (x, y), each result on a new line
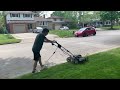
top-left (68, 23), bottom-right (77, 29)
top-left (0, 27), bottom-right (8, 34)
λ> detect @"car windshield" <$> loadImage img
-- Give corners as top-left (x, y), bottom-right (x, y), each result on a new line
top-left (78, 28), bottom-right (86, 31)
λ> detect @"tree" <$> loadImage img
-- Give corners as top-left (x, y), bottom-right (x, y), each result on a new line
top-left (52, 11), bottom-right (101, 28)
top-left (100, 11), bottom-right (119, 29)
top-left (0, 14), bottom-right (4, 28)
top-left (0, 12), bottom-right (6, 33)
top-left (52, 11), bottom-right (79, 28)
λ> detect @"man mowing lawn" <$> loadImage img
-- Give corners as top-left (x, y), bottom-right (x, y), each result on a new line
top-left (32, 28), bottom-right (56, 73)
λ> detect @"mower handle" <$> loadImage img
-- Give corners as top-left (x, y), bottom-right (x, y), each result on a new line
top-left (51, 41), bottom-right (61, 48)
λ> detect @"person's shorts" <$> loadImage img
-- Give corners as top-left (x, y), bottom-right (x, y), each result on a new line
top-left (33, 52), bottom-right (41, 61)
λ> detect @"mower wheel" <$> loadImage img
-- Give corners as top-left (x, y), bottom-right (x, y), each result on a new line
top-left (74, 60), bottom-right (79, 64)
top-left (66, 57), bottom-right (71, 62)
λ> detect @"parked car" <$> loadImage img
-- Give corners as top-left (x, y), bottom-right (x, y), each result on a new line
top-left (33, 27), bottom-right (43, 33)
top-left (60, 26), bottom-right (69, 30)
top-left (74, 27), bottom-right (96, 37)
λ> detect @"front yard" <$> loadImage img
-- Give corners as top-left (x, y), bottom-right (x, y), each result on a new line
top-left (49, 29), bottom-right (77, 38)
top-left (0, 34), bottom-right (21, 45)
top-left (16, 47), bottom-right (120, 79)
top-left (100, 25), bottom-right (120, 30)
top-left (0, 29), bottom-right (78, 45)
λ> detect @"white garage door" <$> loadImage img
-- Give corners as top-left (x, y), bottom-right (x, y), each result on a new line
top-left (13, 24), bottom-right (26, 33)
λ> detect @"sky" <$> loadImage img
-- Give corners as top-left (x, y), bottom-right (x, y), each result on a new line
top-left (42, 11), bottom-right (54, 18)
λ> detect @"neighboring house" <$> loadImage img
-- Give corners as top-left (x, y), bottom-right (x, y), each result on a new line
top-left (47, 16), bottom-right (69, 30)
top-left (91, 20), bottom-right (103, 27)
top-left (34, 16), bottom-right (52, 30)
top-left (88, 20), bottom-right (112, 27)
top-left (103, 20), bottom-right (111, 26)
top-left (4, 11), bottom-right (35, 33)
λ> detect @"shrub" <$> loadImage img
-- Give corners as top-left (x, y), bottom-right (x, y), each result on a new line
top-left (0, 27), bottom-right (8, 34)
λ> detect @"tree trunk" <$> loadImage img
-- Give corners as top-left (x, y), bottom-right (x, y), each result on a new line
top-left (110, 11), bottom-right (113, 30)
top-left (110, 20), bottom-right (113, 29)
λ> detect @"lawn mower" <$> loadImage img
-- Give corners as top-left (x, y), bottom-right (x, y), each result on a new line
top-left (51, 41), bottom-right (88, 64)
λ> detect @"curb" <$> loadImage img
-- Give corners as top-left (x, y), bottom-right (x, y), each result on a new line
top-left (84, 46), bottom-right (120, 57)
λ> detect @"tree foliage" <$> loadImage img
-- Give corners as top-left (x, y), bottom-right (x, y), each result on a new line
top-left (0, 13), bottom-right (6, 33)
top-left (52, 11), bottom-right (101, 23)
top-left (52, 11), bottom-right (101, 28)
top-left (0, 14), bottom-right (5, 28)
top-left (100, 11), bottom-right (120, 29)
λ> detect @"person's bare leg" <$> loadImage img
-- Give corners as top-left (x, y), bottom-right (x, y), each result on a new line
top-left (38, 57), bottom-right (43, 67)
top-left (32, 60), bottom-right (38, 73)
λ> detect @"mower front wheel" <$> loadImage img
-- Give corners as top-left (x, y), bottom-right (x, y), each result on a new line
top-left (66, 57), bottom-right (71, 62)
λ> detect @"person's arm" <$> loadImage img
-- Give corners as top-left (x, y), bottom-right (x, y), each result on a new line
top-left (44, 38), bottom-right (52, 43)
top-left (44, 37), bottom-right (56, 43)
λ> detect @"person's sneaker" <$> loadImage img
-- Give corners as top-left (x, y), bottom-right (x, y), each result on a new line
top-left (40, 65), bottom-right (47, 71)
top-left (32, 69), bottom-right (37, 73)
top-left (32, 70), bottom-right (35, 73)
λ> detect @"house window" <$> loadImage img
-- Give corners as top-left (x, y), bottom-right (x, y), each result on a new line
top-left (10, 13), bottom-right (20, 17)
top-left (60, 19), bottom-right (63, 21)
top-left (39, 21), bottom-right (48, 26)
top-left (23, 14), bottom-right (31, 18)
top-left (39, 21), bottom-right (42, 25)
top-left (106, 22), bottom-right (108, 25)
top-left (10, 13), bottom-right (12, 17)
top-left (45, 22), bottom-right (48, 25)
top-left (30, 14), bottom-right (32, 18)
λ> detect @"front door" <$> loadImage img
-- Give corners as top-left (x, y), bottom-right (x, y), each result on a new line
top-left (28, 24), bottom-right (33, 32)
top-left (28, 24), bottom-right (33, 29)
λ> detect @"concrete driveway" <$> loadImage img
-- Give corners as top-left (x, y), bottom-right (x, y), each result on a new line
top-left (1, 31), bottom-right (120, 79)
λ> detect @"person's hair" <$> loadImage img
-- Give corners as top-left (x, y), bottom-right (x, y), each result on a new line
top-left (42, 28), bottom-right (49, 33)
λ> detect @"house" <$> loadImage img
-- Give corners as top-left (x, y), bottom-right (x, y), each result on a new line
top-left (91, 20), bottom-right (103, 27)
top-left (4, 11), bottom-right (72, 33)
top-left (4, 11), bottom-right (35, 33)
top-left (34, 16), bottom-right (52, 30)
top-left (87, 20), bottom-right (113, 27)
top-left (103, 20), bottom-right (111, 26)
top-left (47, 16), bottom-right (68, 30)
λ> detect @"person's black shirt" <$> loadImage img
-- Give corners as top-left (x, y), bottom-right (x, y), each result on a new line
top-left (32, 33), bottom-right (46, 52)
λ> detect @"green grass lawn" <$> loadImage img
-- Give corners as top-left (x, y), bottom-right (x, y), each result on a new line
top-left (0, 34), bottom-right (21, 45)
top-left (101, 25), bottom-right (120, 30)
top-left (16, 47), bottom-right (120, 79)
top-left (49, 29), bottom-right (77, 38)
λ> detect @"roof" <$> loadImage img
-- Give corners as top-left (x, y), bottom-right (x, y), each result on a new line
top-left (4, 11), bottom-right (34, 15)
top-left (7, 20), bottom-right (35, 23)
top-left (47, 16), bottom-right (64, 19)
top-left (34, 17), bottom-right (52, 22)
